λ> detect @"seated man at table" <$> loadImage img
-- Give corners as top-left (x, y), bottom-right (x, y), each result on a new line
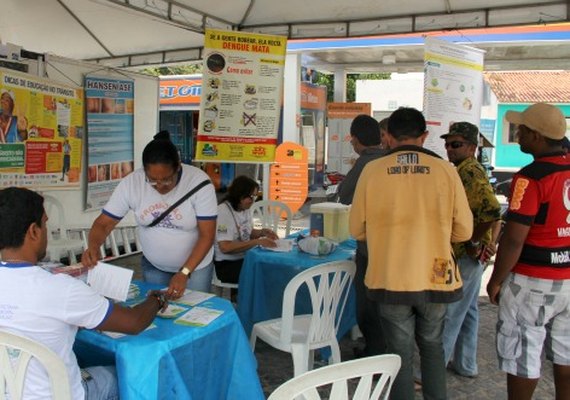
top-left (0, 187), bottom-right (168, 400)
top-left (214, 176), bottom-right (277, 285)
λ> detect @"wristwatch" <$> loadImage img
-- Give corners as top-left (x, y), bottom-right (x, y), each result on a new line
top-left (179, 266), bottom-right (192, 276)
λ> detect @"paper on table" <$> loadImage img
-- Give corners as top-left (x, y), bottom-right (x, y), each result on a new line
top-left (102, 323), bottom-right (157, 339)
top-left (87, 262), bottom-right (134, 302)
top-left (174, 306), bottom-right (223, 327)
top-left (262, 239), bottom-right (294, 252)
top-left (176, 290), bottom-right (216, 306)
top-left (157, 304), bottom-right (188, 318)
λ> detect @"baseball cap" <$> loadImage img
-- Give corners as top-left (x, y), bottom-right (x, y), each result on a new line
top-left (505, 103), bottom-right (567, 140)
top-left (440, 122), bottom-right (479, 145)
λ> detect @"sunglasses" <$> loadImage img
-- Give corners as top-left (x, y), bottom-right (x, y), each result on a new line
top-left (444, 141), bottom-right (469, 149)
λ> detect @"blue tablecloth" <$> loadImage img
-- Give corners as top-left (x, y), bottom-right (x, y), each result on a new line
top-left (237, 237), bottom-right (357, 340)
top-left (74, 281), bottom-right (264, 400)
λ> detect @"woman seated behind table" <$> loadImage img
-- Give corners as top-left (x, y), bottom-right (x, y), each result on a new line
top-left (214, 176), bottom-right (278, 284)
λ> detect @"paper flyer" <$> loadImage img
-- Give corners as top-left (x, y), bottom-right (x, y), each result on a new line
top-left (102, 323), bottom-right (156, 339)
top-left (175, 290), bottom-right (216, 307)
top-left (262, 239), bottom-right (294, 252)
top-left (157, 304), bottom-right (188, 318)
top-left (175, 306), bottom-right (223, 327)
top-left (87, 261), bottom-right (133, 302)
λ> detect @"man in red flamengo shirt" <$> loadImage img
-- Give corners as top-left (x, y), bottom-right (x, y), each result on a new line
top-left (487, 103), bottom-right (570, 400)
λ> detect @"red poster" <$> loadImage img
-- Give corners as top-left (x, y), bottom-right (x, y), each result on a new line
top-left (25, 141), bottom-right (61, 174)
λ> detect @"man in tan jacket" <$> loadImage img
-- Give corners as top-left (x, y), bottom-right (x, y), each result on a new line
top-left (350, 107), bottom-right (473, 400)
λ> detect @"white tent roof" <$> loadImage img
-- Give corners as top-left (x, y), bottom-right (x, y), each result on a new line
top-left (1, 0), bottom-right (568, 70)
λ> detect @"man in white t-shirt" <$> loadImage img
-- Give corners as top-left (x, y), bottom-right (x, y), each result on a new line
top-left (0, 187), bottom-right (167, 400)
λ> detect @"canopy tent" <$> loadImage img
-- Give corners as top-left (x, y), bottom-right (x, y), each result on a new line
top-left (290, 23), bottom-right (570, 73)
top-left (1, 0), bottom-right (569, 71)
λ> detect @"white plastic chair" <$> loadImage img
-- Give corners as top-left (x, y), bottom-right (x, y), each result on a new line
top-left (250, 200), bottom-right (292, 237)
top-left (250, 260), bottom-right (356, 376)
top-left (70, 223), bottom-right (142, 261)
top-left (0, 330), bottom-right (71, 400)
top-left (42, 194), bottom-right (85, 263)
top-left (211, 264), bottom-right (239, 298)
top-left (267, 354), bottom-right (401, 400)
top-left (101, 224), bottom-right (142, 261)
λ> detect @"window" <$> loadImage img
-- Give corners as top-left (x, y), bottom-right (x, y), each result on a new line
top-left (505, 122), bottom-right (518, 144)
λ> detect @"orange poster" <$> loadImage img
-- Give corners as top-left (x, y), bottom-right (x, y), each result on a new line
top-left (269, 142), bottom-right (308, 214)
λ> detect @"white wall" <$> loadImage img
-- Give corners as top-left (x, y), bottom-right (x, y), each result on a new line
top-left (481, 88), bottom-right (499, 120)
top-left (33, 55), bottom-right (159, 227)
top-left (356, 75), bottom-right (424, 114)
top-left (480, 87), bottom-right (500, 167)
top-left (283, 53), bottom-right (301, 144)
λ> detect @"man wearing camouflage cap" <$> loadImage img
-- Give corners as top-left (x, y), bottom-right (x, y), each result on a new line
top-left (487, 103), bottom-right (570, 399)
top-left (440, 121), bottom-right (501, 378)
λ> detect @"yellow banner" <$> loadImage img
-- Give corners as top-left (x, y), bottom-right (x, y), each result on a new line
top-left (425, 52), bottom-right (484, 72)
top-left (205, 29), bottom-right (287, 57)
top-left (196, 141), bottom-right (276, 162)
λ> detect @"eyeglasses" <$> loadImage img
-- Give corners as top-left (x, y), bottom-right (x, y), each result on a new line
top-left (145, 169), bottom-right (179, 187)
top-left (444, 141), bottom-right (469, 149)
top-left (248, 194), bottom-right (258, 200)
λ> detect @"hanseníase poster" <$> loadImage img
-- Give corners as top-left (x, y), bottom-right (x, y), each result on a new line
top-left (85, 76), bottom-right (134, 210)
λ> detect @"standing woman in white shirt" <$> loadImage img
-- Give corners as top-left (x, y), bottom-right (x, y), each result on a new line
top-left (214, 176), bottom-right (277, 284)
top-left (82, 131), bottom-right (217, 298)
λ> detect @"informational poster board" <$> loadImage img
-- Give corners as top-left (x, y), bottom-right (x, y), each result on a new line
top-left (195, 29), bottom-right (287, 163)
top-left (300, 82), bottom-right (327, 190)
top-left (423, 37), bottom-right (485, 159)
top-left (269, 142), bottom-right (308, 214)
top-left (0, 68), bottom-right (84, 188)
top-left (84, 76), bottom-right (134, 210)
top-left (327, 103), bottom-right (371, 175)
